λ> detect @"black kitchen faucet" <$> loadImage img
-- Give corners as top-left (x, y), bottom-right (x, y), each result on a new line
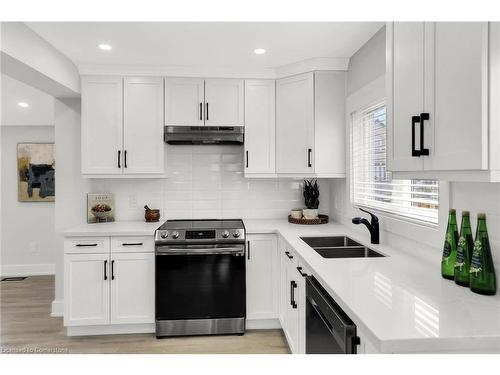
top-left (352, 208), bottom-right (380, 244)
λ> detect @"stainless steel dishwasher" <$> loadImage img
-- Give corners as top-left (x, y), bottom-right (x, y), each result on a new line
top-left (305, 276), bottom-right (360, 354)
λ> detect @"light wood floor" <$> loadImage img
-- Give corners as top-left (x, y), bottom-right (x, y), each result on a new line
top-left (0, 275), bottom-right (289, 354)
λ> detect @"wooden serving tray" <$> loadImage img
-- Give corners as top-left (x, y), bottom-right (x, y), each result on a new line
top-left (288, 214), bottom-right (329, 225)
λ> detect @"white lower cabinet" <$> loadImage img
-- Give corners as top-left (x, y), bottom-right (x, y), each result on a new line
top-left (64, 236), bottom-right (154, 331)
top-left (64, 253), bottom-right (110, 326)
top-left (110, 252), bottom-right (155, 324)
top-left (246, 234), bottom-right (279, 327)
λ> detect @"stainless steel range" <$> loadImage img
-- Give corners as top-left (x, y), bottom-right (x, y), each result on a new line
top-left (154, 219), bottom-right (246, 337)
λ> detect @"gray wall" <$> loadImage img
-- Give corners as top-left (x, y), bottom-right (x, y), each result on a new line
top-left (347, 26), bottom-right (386, 96)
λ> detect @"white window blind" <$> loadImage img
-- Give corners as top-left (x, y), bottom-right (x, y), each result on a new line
top-left (351, 102), bottom-right (439, 225)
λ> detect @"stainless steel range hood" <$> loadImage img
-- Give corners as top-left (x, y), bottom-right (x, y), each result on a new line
top-left (164, 126), bottom-right (244, 145)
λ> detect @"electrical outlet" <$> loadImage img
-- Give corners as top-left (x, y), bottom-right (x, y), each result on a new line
top-left (129, 194), bottom-right (138, 209)
top-left (29, 242), bottom-right (38, 254)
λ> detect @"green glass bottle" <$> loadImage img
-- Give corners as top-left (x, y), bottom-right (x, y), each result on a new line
top-left (454, 211), bottom-right (473, 286)
top-left (441, 209), bottom-right (458, 280)
top-left (470, 213), bottom-right (496, 296)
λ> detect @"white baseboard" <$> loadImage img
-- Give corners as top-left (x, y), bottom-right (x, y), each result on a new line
top-left (66, 323), bottom-right (155, 336)
top-left (51, 300), bottom-right (64, 317)
top-left (1, 263), bottom-right (55, 277)
top-left (246, 318), bottom-right (281, 330)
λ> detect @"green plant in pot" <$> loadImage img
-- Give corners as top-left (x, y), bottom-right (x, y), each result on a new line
top-left (303, 179), bottom-right (320, 219)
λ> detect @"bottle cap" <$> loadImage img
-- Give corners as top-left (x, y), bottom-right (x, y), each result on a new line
top-left (449, 208), bottom-right (456, 214)
top-left (478, 213), bottom-right (486, 219)
top-left (462, 210), bottom-right (470, 216)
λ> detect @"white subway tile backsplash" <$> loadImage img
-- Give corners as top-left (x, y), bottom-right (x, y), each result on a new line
top-left (88, 145), bottom-right (330, 222)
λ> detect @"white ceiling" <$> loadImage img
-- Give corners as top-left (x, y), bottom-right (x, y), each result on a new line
top-left (26, 22), bottom-right (383, 70)
top-left (1, 74), bottom-right (54, 126)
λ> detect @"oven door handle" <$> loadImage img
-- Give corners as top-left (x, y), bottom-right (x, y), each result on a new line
top-left (156, 246), bottom-right (245, 255)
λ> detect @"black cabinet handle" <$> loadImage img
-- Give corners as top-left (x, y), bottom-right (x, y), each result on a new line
top-left (285, 251), bottom-right (294, 260)
top-left (290, 281), bottom-right (297, 309)
top-left (206, 103), bottom-right (209, 121)
top-left (122, 243), bottom-right (143, 246)
top-left (104, 260), bottom-right (108, 280)
top-left (118, 150), bottom-right (121, 168)
top-left (411, 116), bottom-right (421, 157)
top-left (76, 243), bottom-right (98, 247)
top-left (419, 113), bottom-right (430, 156)
top-left (111, 260), bottom-right (115, 280)
top-left (124, 150), bottom-right (128, 168)
top-left (297, 266), bottom-right (308, 277)
top-left (199, 102), bottom-right (203, 121)
top-left (307, 148), bottom-right (312, 167)
top-left (247, 241), bottom-right (250, 260)
top-left (246, 151), bottom-right (249, 168)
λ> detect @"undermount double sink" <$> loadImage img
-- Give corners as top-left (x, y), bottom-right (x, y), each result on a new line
top-left (300, 236), bottom-right (386, 259)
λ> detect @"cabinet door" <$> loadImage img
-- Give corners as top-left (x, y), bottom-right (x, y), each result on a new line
top-left (276, 72), bottom-right (314, 174)
top-left (64, 253), bottom-right (110, 326)
top-left (279, 241), bottom-right (289, 328)
top-left (387, 22), bottom-right (425, 172)
top-left (204, 79), bottom-right (244, 126)
top-left (81, 76), bottom-right (123, 174)
top-left (110, 252), bottom-right (155, 324)
top-left (165, 78), bottom-right (205, 126)
top-left (423, 22), bottom-right (488, 171)
top-left (123, 77), bottom-right (164, 174)
top-left (285, 252), bottom-right (300, 354)
top-left (246, 234), bottom-right (278, 320)
top-left (244, 80), bottom-right (276, 174)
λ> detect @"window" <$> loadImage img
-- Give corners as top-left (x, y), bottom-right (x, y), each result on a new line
top-left (351, 102), bottom-right (439, 225)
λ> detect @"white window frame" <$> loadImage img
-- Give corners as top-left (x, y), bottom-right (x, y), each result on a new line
top-left (344, 76), bottom-right (449, 250)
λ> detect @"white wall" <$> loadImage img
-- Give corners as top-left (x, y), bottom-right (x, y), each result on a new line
top-left (89, 145), bottom-right (330, 221)
top-left (333, 24), bottom-right (500, 289)
top-left (0, 125), bottom-right (56, 276)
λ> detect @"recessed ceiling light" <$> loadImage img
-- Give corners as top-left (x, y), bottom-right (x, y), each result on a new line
top-left (17, 102), bottom-right (29, 108)
top-left (98, 44), bottom-right (112, 51)
top-left (254, 48), bottom-right (266, 55)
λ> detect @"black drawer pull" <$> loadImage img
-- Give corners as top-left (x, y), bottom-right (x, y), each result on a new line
top-left (307, 148), bottom-right (312, 167)
top-left (247, 241), bottom-right (251, 260)
top-left (76, 243), bottom-right (98, 247)
top-left (246, 151), bottom-right (249, 168)
top-left (199, 102), bottom-right (203, 121)
top-left (104, 260), bottom-right (108, 280)
top-left (297, 266), bottom-right (308, 277)
top-left (206, 102), bottom-right (209, 121)
top-left (118, 150), bottom-right (121, 168)
top-left (411, 115), bottom-right (421, 157)
top-left (121, 242), bottom-right (143, 246)
top-left (290, 280), bottom-right (297, 309)
top-left (285, 251), bottom-right (294, 259)
top-left (111, 260), bottom-right (115, 280)
top-left (419, 113), bottom-right (430, 156)
top-left (124, 150), bottom-right (128, 168)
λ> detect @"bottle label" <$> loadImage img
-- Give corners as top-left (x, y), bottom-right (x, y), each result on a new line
top-left (455, 236), bottom-right (466, 270)
top-left (443, 233), bottom-right (452, 259)
top-left (470, 240), bottom-right (482, 276)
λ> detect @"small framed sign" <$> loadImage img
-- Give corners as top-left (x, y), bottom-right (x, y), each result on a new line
top-left (87, 193), bottom-right (115, 223)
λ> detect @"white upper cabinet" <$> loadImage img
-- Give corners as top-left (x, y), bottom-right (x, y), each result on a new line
top-left (276, 72), bottom-right (315, 175)
top-left (276, 71), bottom-right (346, 177)
top-left (164, 78), bottom-right (244, 127)
top-left (123, 77), bottom-right (164, 174)
top-left (165, 78), bottom-right (205, 126)
top-left (81, 76), bottom-right (165, 177)
top-left (387, 22), bottom-right (500, 181)
top-left (204, 79), bottom-right (244, 126)
top-left (244, 80), bottom-right (276, 175)
top-left (81, 76), bottom-right (123, 175)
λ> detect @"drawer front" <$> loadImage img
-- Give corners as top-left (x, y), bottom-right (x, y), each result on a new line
top-left (64, 237), bottom-right (110, 254)
top-left (111, 236), bottom-right (154, 253)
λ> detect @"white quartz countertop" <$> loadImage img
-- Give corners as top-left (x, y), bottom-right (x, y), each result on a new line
top-left (63, 221), bottom-right (160, 236)
top-left (64, 219), bottom-right (500, 353)
top-left (244, 219), bottom-right (500, 353)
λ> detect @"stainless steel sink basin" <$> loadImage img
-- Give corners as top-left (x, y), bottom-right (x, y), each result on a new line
top-left (300, 236), bottom-right (386, 258)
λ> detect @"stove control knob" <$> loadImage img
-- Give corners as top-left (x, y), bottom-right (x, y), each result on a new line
top-left (160, 231), bottom-right (169, 239)
top-left (171, 231), bottom-right (180, 239)
top-left (221, 230), bottom-right (230, 238)
top-left (232, 231), bottom-right (241, 238)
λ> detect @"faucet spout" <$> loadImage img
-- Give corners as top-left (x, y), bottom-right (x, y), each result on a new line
top-left (351, 208), bottom-right (380, 244)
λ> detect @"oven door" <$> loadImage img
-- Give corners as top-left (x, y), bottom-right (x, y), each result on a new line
top-left (155, 244), bottom-right (246, 321)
